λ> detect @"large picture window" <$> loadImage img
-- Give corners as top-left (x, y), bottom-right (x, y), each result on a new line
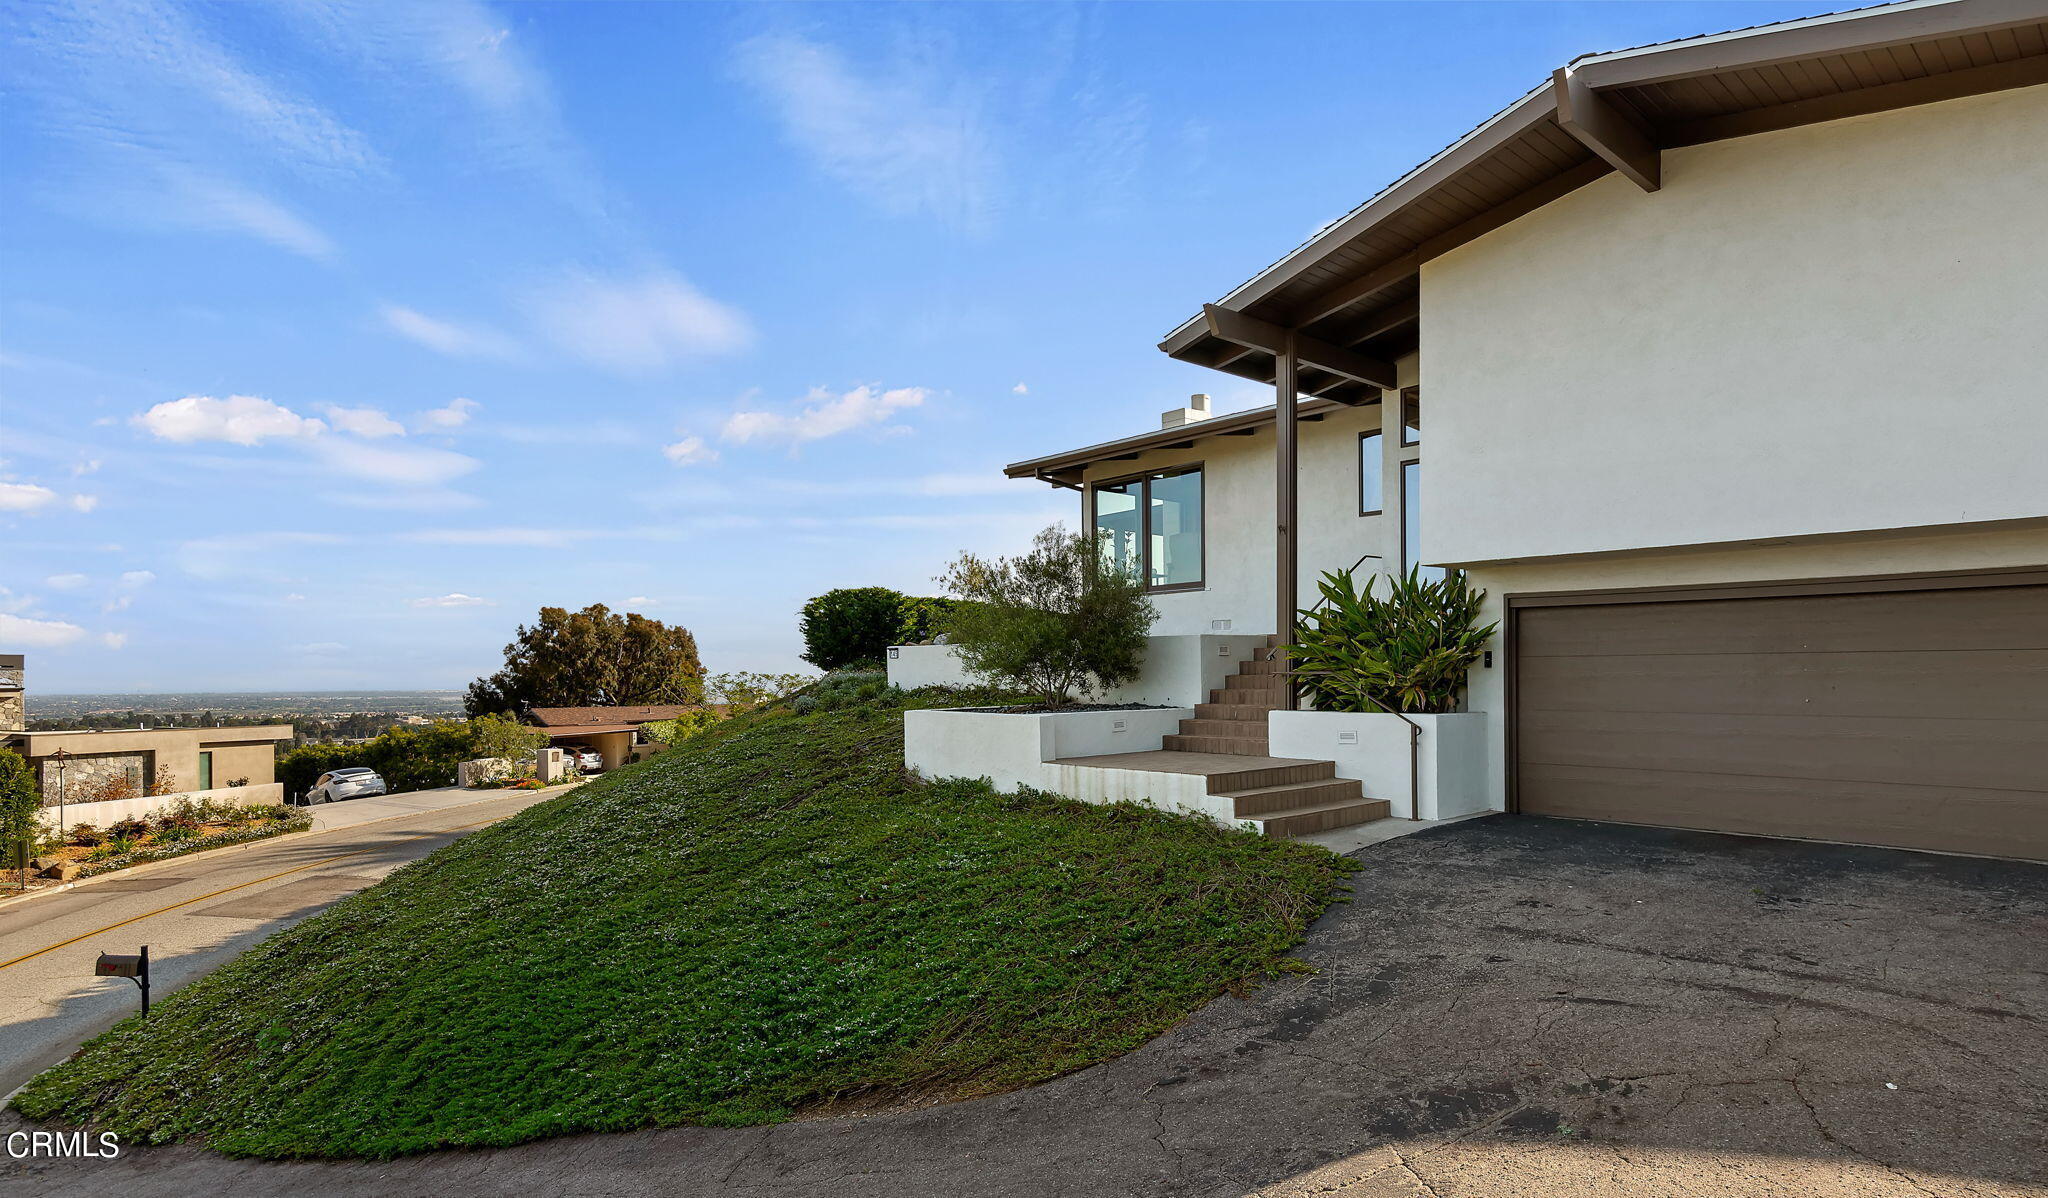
top-left (1092, 465), bottom-right (1203, 591)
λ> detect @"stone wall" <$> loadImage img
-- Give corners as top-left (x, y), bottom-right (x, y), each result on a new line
top-left (39, 751), bottom-right (151, 806)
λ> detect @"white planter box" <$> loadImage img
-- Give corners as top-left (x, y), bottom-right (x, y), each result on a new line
top-left (904, 706), bottom-right (1194, 800)
top-left (1266, 711), bottom-right (1491, 821)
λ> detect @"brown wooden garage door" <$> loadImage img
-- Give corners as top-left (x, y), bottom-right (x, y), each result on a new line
top-left (1511, 573), bottom-right (2048, 861)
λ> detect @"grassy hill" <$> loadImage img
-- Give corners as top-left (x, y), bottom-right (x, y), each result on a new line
top-left (15, 688), bottom-right (1355, 1159)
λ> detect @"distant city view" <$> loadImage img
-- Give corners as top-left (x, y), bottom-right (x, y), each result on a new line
top-left (26, 691), bottom-right (465, 743)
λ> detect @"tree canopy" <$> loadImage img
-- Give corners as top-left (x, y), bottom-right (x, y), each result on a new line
top-left (464, 604), bottom-right (704, 717)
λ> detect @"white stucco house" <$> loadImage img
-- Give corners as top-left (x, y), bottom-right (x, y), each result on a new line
top-left (897, 0), bottom-right (2048, 860)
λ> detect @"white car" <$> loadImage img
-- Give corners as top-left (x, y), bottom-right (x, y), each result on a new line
top-left (305, 767), bottom-right (388, 804)
top-left (564, 746), bottom-right (604, 772)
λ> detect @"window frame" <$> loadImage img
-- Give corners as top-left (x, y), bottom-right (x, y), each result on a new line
top-left (1358, 430), bottom-right (1384, 517)
top-left (1399, 386), bottom-right (1421, 447)
top-left (1090, 461), bottom-right (1206, 594)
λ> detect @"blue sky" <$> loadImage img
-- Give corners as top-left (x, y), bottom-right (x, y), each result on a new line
top-left (1, 0), bottom-right (1830, 692)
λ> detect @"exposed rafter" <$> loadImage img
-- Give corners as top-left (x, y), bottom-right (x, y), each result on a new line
top-left (1552, 67), bottom-right (1660, 192)
top-left (1202, 305), bottom-right (1397, 393)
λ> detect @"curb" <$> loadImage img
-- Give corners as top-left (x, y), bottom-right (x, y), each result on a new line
top-left (0, 784), bottom-right (578, 915)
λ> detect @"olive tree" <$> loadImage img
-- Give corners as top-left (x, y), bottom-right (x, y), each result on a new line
top-left (936, 525), bottom-right (1155, 707)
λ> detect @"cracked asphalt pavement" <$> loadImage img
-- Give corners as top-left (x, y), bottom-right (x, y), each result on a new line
top-left (6, 815), bottom-right (2044, 1196)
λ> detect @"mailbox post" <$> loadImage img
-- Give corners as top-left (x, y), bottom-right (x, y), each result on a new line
top-left (95, 945), bottom-right (150, 1017)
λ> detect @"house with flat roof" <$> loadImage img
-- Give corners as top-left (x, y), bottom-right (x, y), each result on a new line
top-left (526, 704), bottom-right (716, 770)
top-left (899, 0), bottom-right (2048, 859)
top-left (1, 655), bottom-right (293, 810)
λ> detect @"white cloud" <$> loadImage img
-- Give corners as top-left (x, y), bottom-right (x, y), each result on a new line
top-left (0, 482), bottom-right (59, 512)
top-left (284, 592), bottom-right (308, 602)
top-left (102, 570), bottom-right (155, 612)
top-left (380, 305), bottom-right (519, 360)
top-left (45, 573), bottom-right (89, 590)
top-left (0, 612), bottom-right (86, 648)
top-left (100, 632), bottom-right (128, 650)
top-left (662, 434), bottom-right (717, 467)
top-left (135, 395), bottom-right (326, 445)
top-left (322, 404), bottom-right (406, 438)
top-left (292, 641), bottom-right (347, 655)
top-left (120, 570), bottom-right (156, 587)
top-left (403, 526), bottom-right (586, 548)
top-left (152, 168), bottom-right (340, 260)
top-left (525, 269), bottom-right (751, 373)
top-left (722, 385), bottom-right (929, 446)
top-left (72, 459), bottom-right (102, 476)
top-left (306, 439), bottom-right (480, 487)
top-left (1012, 382), bottom-right (1029, 395)
top-left (733, 32), bottom-right (997, 233)
top-left (414, 396), bottom-right (480, 432)
top-left (623, 596), bottom-right (655, 606)
top-left (176, 531), bottom-right (345, 580)
top-left (70, 494), bottom-right (99, 513)
top-left (410, 592), bottom-right (494, 608)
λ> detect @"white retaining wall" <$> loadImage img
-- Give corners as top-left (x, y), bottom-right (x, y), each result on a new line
top-left (887, 635), bottom-right (1246, 708)
top-left (36, 782), bottom-right (287, 832)
top-left (1266, 711), bottom-right (1490, 821)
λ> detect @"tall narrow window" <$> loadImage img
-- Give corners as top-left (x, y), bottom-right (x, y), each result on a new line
top-left (1148, 467), bottom-right (1203, 588)
top-left (1400, 390), bottom-right (1421, 446)
top-left (1359, 431), bottom-right (1383, 516)
top-left (1091, 466), bottom-right (1204, 591)
top-left (1400, 461), bottom-right (1445, 581)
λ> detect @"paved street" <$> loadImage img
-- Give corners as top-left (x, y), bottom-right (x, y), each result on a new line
top-left (5, 814), bottom-right (2042, 1196)
top-left (0, 784), bottom-right (572, 1097)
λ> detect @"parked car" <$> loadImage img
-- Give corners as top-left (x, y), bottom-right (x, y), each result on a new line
top-left (563, 746), bottom-right (604, 773)
top-left (305, 767), bottom-right (388, 804)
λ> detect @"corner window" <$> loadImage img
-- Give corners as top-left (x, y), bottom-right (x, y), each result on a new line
top-left (1093, 465), bottom-right (1203, 591)
top-left (1400, 390), bottom-right (1420, 446)
top-left (1359, 431), bottom-right (1383, 516)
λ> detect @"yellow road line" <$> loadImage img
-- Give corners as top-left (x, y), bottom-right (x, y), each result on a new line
top-left (0, 812), bottom-right (512, 973)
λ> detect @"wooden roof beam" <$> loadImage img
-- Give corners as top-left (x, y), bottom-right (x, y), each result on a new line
top-left (1553, 67), bottom-right (1660, 192)
top-left (1202, 305), bottom-right (1398, 390)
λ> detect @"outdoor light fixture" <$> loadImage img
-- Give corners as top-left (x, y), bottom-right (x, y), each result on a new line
top-left (95, 946), bottom-right (151, 1018)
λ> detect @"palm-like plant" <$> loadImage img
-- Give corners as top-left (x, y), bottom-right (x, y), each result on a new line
top-left (1288, 567), bottom-right (1497, 714)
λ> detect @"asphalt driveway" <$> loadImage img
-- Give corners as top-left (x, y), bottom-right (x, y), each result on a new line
top-left (7, 815), bottom-right (2045, 1196)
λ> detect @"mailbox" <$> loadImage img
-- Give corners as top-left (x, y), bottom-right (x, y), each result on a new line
top-left (95, 945), bottom-right (151, 1016)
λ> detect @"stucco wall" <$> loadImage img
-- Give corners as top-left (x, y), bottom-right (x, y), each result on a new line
top-left (1422, 84), bottom-right (2048, 566)
top-left (35, 783), bottom-right (287, 833)
top-left (1074, 396), bottom-right (1410, 637)
top-left (888, 635), bottom-right (1254, 708)
top-left (1462, 522), bottom-right (2048, 816)
top-left (19, 726), bottom-right (291, 795)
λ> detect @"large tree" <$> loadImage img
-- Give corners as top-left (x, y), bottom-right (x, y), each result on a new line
top-left (465, 604), bottom-right (705, 717)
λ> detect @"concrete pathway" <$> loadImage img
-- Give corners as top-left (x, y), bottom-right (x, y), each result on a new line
top-left (0, 784), bottom-right (573, 1097)
top-left (5, 815), bottom-right (2044, 1196)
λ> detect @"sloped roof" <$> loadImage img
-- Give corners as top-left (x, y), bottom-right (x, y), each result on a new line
top-left (527, 705), bottom-right (705, 728)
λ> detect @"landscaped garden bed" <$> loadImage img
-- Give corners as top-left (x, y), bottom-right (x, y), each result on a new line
top-left (8, 797), bottom-right (312, 895)
top-left (12, 683), bottom-right (1355, 1158)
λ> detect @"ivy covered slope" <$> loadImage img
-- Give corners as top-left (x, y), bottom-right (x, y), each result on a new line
top-left (15, 690), bottom-right (1355, 1160)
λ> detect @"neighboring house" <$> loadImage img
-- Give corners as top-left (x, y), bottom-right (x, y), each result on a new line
top-left (525, 705), bottom-right (714, 770)
top-left (1, 655), bottom-right (293, 812)
top-left (908, 0), bottom-right (2048, 859)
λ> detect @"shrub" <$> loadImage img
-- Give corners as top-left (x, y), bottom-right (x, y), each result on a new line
top-left (70, 823), bottom-right (105, 848)
top-left (642, 711), bottom-right (714, 746)
top-left (1288, 567), bottom-right (1498, 715)
top-left (798, 587), bottom-right (910, 670)
top-left (107, 833), bottom-right (140, 856)
top-left (707, 671), bottom-right (814, 714)
top-left (789, 670), bottom-right (896, 714)
top-left (468, 713), bottom-right (549, 764)
top-left (936, 525), bottom-right (1155, 706)
top-left (895, 595), bottom-right (961, 644)
top-left (157, 824), bottom-right (196, 845)
top-left (0, 748), bottom-right (39, 864)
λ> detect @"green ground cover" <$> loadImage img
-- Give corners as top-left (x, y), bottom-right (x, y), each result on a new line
top-left (15, 689), bottom-right (1354, 1159)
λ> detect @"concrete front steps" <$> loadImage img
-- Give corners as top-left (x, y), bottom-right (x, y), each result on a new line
top-left (1045, 749), bottom-right (1391, 837)
top-left (1069, 636), bottom-right (1387, 836)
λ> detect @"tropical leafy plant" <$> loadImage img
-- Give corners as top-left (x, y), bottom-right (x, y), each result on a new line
top-left (1288, 567), bottom-right (1496, 715)
top-left (937, 525), bottom-right (1155, 706)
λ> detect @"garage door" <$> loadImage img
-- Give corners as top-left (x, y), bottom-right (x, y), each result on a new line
top-left (1511, 573), bottom-right (2048, 861)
